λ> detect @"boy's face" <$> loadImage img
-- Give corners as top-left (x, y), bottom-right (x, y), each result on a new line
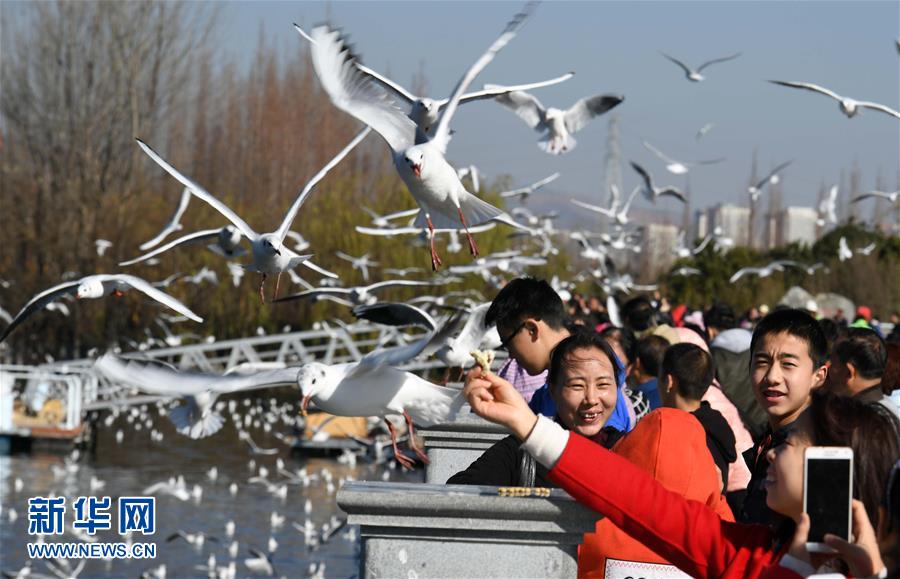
top-left (751, 332), bottom-right (827, 429)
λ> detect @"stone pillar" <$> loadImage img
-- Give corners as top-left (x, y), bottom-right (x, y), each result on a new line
top-left (337, 481), bottom-right (599, 578)
top-left (419, 406), bottom-right (509, 484)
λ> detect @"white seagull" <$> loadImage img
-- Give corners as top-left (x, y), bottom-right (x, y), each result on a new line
top-left (273, 278), bottom-right (456, 308)
top-left (296, 360), bottom-right (466, 470)
top-left (499, 172), bottom-right (561, 203)
top-left (136, 127), bottom-right (370, 302)
top-left (769, 80), bottom-right (900, 120)
top-left (851, 190), bottom-right (899, 205)
top-left (334, 251), bottom-right (379, 282)
top-left (748, 160), bottom-right (793, 203)
top-left (695, 123), bottom-right (715, 140)
top-left (122, 226), bottom-right (248, 266)
top-left (570, 184), bottom-right (641, 226)
top-left (94, 239), bottom-right (113, 257)
top-left (630, 161), bottom-right (687, 203)
top-left (294, 23), bottom-right (573, 136)
top-left (816, 185), bottom-right (839, 227)
top-left (729, 260), bottom-right (798, 283)
top-left (491, 88), bottom-right (624, 154)
top-left (361, 206), bottom-right (420, 228)
top-left (1, 274), bottom-right (202, 343)
top-left (308, 10), bottom-right (532, 270)
top-left (140, 188), bottom-right (192, 250)
top-left (642, 141), bottom-right (725, 175)
top-left (661, 51), bottom-right (741, 82)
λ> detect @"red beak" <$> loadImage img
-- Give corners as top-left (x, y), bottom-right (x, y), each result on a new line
top-left (413, 164), bottom-right (421, 178)
top-left (301, 395), bottom-right (311, 417)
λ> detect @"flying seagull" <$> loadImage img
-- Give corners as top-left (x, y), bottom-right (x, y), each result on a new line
top-left (136, 127), bottom-right (370, 302)
top-left (308, 9), bottom-right (532, 270)
top-left (642, 141), bottom-right (725, 175)
top-left (491, 88), bottom-right (623, 154)
top-left (570, 184), bottom-right (641, 226)
top-left (630, 161), bottom-right (687, 203)
top-left (661, 51), bottom-right (741, 82)
top-left (816, 185), bottom-right (839, 227)
top-left (851, 190), bottom-right (899, 205)
top-left (769, 80), bottom-right (900, 120)
top-left (748, 160), bottom-right (793, 204)
top-left (499, 172), bottom-right (561, 203)
top-left (1, 274), bottom-right (202, 342)
top-left (140, 188), bottom-right (192, 250)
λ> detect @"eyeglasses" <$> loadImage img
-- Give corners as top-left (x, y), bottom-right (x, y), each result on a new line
top-left (498, 322), bottom-right (527, 352)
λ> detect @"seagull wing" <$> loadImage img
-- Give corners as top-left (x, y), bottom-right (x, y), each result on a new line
top-left (658, 187), bottom-right (687, 203)
top-left (355, 64), bottom-right (418, 105)
top-left (768, 80), bottom-right (843, 101)
top-left (451, 303), bottom-right (494, 353)
top-left (309, 27), bottom-right (416, 153)
top-left (272, 287), bottom-right (352, 304)
top-left (364, 279), bottom-right (452, 294)
top-left (564, 94), bottom-right (624, 133)
top-left (136, 139), bottom-right (258, 240)
top-left (100, 274), bottom-right (203, 323)
top-left (856, 100), bottom-right (900, 119)
top-left (851, 191), bottom-right (889, 204)
top-left (457, 71), bottom-right (574, 103)
top-left (620, 185), bottom-right (642, 215)
top-left (353, 302), bottom-right (436, 331)
top-left (140, 187), bottom-right (192, 250)
top-left (629, 160), bottom-right (655, 193)
top-left (642, 141), bottom-right (679, 165)
top-left (570, 199), bottom-right (614, 217)
top-left (660, 52), bottom-right (694, 76)
top-left (696, 51), bottom-right (741, 72)
top-left (301, 260), bottom-right (339, 279)
top-left (355, 225), bottom-right (422, 236)
top-left (0, 280), bottom-right (80, 342)
top-left (756, 160), bottom-right (793, 190)
top-left (500, 172), bottom-right (560, 198)
top-left (276, 127), bottom-right (371, 241)
top-left (431, 3), bottom-right (535, 152)
top-left (491, 89), bottom-right (547, 130)
top-left (119, 229), bottom-right (222, 267)
top-left (729, 268), bottom-right (754, 283)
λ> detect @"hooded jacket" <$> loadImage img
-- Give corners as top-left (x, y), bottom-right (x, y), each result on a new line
top-left (577, 409), bottom-right (735, 577)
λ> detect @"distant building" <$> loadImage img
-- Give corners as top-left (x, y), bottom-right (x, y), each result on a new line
top-left (641, 222), bottom-right (681, 278)
top-left (768, 206), bottom-right (819, 248)
top-left (695, 204), bottom-right (750, 245)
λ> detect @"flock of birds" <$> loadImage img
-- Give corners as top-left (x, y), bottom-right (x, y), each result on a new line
top-left (1, 6), bottom-right (899, 575)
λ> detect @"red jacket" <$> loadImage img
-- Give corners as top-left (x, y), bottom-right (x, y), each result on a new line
top-left (550, 429), bottom-right (786, 578)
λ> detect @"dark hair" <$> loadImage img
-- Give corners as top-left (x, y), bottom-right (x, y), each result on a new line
top-left (599, 326), bottom-right (636, 365)
top-left (883, 343), bottom-right (900, 395)
top-left (682, 322), bottom-right (710, 344)
top-left (807, 390), bottom-right (900, 525)
top-left (485, 277), bottom-right (568, 331)
top-left (635, 335), bottom-right (669, 379)
top-left (750, 308), bottom-right (828, 368)
top-left (621, 296), bottom-right (656, 332)
top-left (817, 318), bottom-right (846, 356)
top-left (832, 328), bottom-right (887, 380)
top-left (661, 343), bottom-right (715, 400)
top-left (705, 302), bottom-right (737, 331)
top-left (548, 329), bottom-right (622, 392)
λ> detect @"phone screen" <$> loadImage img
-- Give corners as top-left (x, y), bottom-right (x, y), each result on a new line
top-left (806, 457), bottom-right (851, 542)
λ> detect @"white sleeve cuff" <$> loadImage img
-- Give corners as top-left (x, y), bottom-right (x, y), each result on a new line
top-left (521, 415), bottom-right (569, 470)
top-left (777, 554), bottom-right (816, 577)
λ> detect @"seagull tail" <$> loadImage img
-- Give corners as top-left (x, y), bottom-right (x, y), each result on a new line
top-left (538, 133), bottom-right (577, 155)
top-left (169, 402), bottom-right (225, 439)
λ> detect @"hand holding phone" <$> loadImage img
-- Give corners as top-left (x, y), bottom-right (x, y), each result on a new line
top-left (803, 446), bottom-right (853, 553)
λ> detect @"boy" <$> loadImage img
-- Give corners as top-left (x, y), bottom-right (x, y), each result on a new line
top-left (631, 334), bottom-right (669, 410)
top-left (659, 342), bottom-right (736, 490)
top-left (485, 277), bottom-right (633, 432)
top-left (737, 308), bottom-right (828, 526)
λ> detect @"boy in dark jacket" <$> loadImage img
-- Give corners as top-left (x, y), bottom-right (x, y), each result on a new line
top-left (659, 342), bottom-right (737, 490)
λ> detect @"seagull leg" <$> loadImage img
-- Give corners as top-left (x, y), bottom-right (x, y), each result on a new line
top-left (426, 215), bottom-right (442, 271)
top-left (402, 410), bottom-right (429, 465)
top-left (385, 419), bottom-right (415, 470)
top-left (272, 272), bottom-right (282, 302)
top-left (456, 207), bottom-right (479, 258)
top-left (258, 274), bottom-right (267, 304)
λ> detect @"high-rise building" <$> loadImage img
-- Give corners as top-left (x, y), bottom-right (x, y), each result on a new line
top-left (771, 206), bottom-right (819, 247)
top-left (641, 222), bottom-right (681, 278)
top-left (696, 204), bottom-right (750, 244)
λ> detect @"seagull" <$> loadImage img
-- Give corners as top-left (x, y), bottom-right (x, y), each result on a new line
top-left (227, 262), bottom-right (245, 288)
top-left (729, 260), bottom-right (798, 283)
top-left (140, 187), bottom-right (191, 250)
top-left (499, 172), bottom-right (560, 203)
top-left (94, 239), bottom-right (113, 257)
top-left (491, 88), bottom-right (623, 154)
top-left (244, 547), bottom-right (276, 576)
top-left (294, 23), bottom-right (573, 136)
top-left (671, 266), bottom-right (702, 277)
top-left (296, 360), bottom-right (466, 470)
top-left (630, 161), bottom-right (687, 203)
top-left (769, 80), bottom-right (900, 120)
top-left (816, 185), bottom-right (839, 227)
top-left (851, 190), bottom-right (899, 205)
top-left (661, 51), bottom-right (741, 82)
top-left (273, 279), bottom-right (456, 308)
top-left (136, 126), bottom-right (370, 302)
top-left (167, 530), bottom-right (219, 549)
top-left (748, 160), bottom-right (793, 203)
top-left (642, 141), bottom-right (725, 175)
top-left (308, 11), bottom-right (532, 270)
top-left (672, 230), bottom-right (713, 259)
top-left (360, 206), bottom-right (420, 229)
top-left (0, 274), bottom-right (202, 342)
top-left (334, 251), bottom-right (378, 282)
top-left (570, 184), bottom-right (641, 226)
top-left (355, 222), bottom-right (496, 239)
top-left (695, 123), bottom-right (715, 140)
top-left (838, 237), bottom-right (853, 261)
top-left (383, 267), bottom-right (425, 277)
top-left (456, 165), bottom-right (481, 193)
top-left (239, 431), bottom-right (278, 455)
top-left (126, 226), bottom-right (250, 266)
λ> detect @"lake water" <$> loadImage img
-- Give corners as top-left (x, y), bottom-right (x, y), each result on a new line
top-left (0, 393), bottom-right (423, 578)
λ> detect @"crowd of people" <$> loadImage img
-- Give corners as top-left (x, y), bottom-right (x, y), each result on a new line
top-left (447, 277), bottom-right (900, 578)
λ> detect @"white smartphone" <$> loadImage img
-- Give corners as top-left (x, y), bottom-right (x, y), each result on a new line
top-left (803, 446), bottom-right (853, 553)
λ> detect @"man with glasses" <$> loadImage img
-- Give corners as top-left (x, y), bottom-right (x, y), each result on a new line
top-left (486, 277), bottom-right (633, 433)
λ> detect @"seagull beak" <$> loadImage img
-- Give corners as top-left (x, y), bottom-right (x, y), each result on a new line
top-left (412, 164), bottom-right (422, 178)
top-left (274, 248), bottom-right (282, 256)
top-left (301, 395), bottom-right (311, 417)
